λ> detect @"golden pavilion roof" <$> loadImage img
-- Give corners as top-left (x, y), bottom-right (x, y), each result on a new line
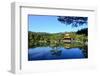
top-left (64, 34), bottom-right (71, 38)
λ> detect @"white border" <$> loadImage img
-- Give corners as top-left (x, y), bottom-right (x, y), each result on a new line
top-left (11, 2), bottom-right (97, 74)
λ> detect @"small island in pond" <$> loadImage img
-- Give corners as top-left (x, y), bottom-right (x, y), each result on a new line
top-left (28, 15), bottom-right (88, 61)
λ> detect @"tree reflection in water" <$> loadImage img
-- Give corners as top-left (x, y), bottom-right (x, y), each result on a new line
top-left (50, 47), bottom-right (62, 56)
top-left (29, 41), bottom-right (88, 58)
top-left (49, 42), bottom-right (88, 58)
top-left (80, 45), bottom-right (88, 58)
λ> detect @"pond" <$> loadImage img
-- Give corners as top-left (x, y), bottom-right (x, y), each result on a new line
top-left (28, 47), bottom-right (86, 61)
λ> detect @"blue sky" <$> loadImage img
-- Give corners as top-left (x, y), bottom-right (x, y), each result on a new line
top-left (28, 15), bottom-right (88, 33)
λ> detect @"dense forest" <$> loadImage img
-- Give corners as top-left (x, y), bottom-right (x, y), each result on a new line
top-left (28, 28), bottom-right (88, 49)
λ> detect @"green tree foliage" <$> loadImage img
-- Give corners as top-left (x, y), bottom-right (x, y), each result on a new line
top-left (28, 31), bottom-right (87, 49)
top-left (57, 16), bottom-right (88, 27)
top-left (76, 28), bottom-right (88, 36)
top-left (28, 31), bottom-right (64, 48)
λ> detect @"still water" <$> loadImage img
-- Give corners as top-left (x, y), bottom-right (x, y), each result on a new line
top-left (28, 47), bottom-right (85, 61)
